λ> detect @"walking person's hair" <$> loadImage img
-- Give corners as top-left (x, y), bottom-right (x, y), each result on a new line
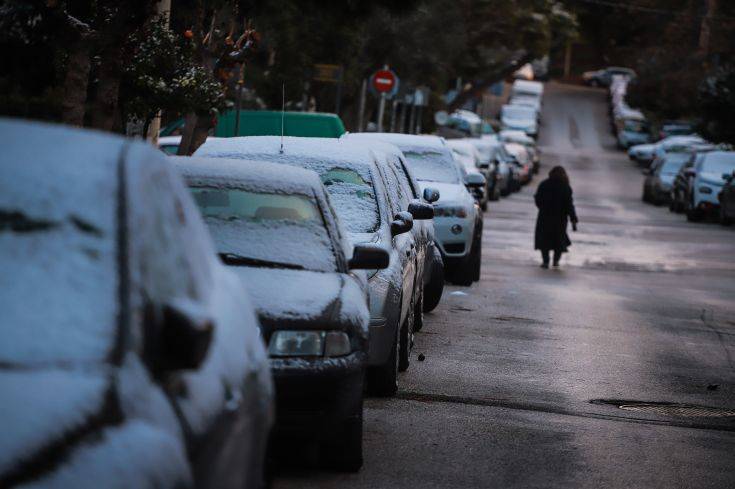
top-left (549, 166), bottom-right (569, 185)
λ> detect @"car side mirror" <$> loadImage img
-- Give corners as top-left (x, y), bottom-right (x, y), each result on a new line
top-left (478, 162), bottom-right (490, 169)
top-left (465, 172), bottom-right (486, 188)
top-left (408, 201), bottom-right (434, 220)
top-left (391, 211), bottom-right (414, 236)
top-left (144, 299), bottom-right (214, 376)
top-left (722, 173), bottom-right (733, 182)
top-left (423, 187), bottom-right (440, 203)
top-left (349, 243), bottom-right (389, 270)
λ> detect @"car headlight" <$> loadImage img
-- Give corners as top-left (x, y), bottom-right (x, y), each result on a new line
top-left (699, 186), bottom-right (713, 194)
top-left (268, 330), bottom-right (351, 357)
top-left (434, 206), bottom-right (468, 218)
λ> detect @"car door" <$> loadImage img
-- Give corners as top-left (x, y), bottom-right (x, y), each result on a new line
top-left (374, 158), bottom-right (416, 320)
top-left (126, 150), bottom-right (271, 489)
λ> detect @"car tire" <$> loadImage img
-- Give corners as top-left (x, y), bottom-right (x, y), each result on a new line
top-left (642, 187), bottom-right (649, 203)
top-left (480, 200), bottom-right (488, 212)
top-left (471, 225), bottom-right (482, 282)
top-left (686, 200), bottom-right (703, 222)
top-left (719, 205), bottom-right (733, 226)
top-left (320, 372), bottom-right (364, 472)
top-left (451, 232), bottom-right (480, 286)
top-left (398, 296), bottom-right (415, 372)
top-left (423, 252), bottom-right (444, 313)
top-left (366, 333), bottom-right (398, 397)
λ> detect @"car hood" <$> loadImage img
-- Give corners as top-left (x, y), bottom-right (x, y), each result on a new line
top-left (698, 173), bottom-right (726, 186)
top-left (418, 181), bottom-right (470, 206)
top-left (0, 368), bottom-right (112, 479)
top-left (659, 173), bottom-right (677, 185)
top-left (228, 266), bottom-right (368, 338)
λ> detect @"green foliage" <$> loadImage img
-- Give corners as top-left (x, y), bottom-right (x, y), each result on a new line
top-left (699, 64), bottom-right (735, 144)
top-left (121, 16), bottom-right (224, 121)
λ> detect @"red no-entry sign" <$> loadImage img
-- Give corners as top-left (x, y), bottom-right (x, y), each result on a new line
top-left (372, 69), bottom-right (397, 93)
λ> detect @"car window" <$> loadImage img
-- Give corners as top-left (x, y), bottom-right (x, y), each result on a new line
top-left (380, 156), bottom-right (412, 214)
top-left (403, 150), bottom-right (461, 184)
top-left (190, 186), bottom-right (338, 272)
top-left (319, 167), bottom-right (380, 234)
top-left (701, 153), bottom-right (735, 176)
top-left (397, 158), bottom-right (419, 198)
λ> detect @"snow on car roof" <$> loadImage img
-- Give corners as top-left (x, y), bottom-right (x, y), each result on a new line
top-left (171, 155), bottom-right (323, 196)
top-left (342, 132), bottom-right (448, 153)
top-left (0, 118), bottom-right (124, 366)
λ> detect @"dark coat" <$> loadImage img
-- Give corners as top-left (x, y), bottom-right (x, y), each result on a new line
top-left (534, 178), bottom-right (577, 251)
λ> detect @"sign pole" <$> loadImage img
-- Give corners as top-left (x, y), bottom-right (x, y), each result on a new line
top-left (377, 92), bottom-right (386, 132)
top-left (357, 78), bottom-right (367, 132)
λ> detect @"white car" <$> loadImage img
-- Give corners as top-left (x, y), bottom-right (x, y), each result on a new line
top-left (628, 135), bottom-right (705, 165)
top-left (686, 151), bottom-right (735, 221)
top-left (339, 134), bottom-right (484, 286)
top-left (446, 139), bottom-right (489, 210)
top-left (500, 104), bottom-right (538, 138)
top-left (511, 79), bottom-right (544, 100)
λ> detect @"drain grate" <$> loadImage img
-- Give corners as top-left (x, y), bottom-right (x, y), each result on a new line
top-left (591, 400), bottom-right (735, 418)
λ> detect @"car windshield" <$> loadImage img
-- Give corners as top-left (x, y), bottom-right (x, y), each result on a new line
top-left (701, 153), bottom-right (735, 176)
top-left (502, 105), bottom-right (535, 119)
top-left (624, 120), bottom-right (649, 133)
top-left (403, 150), bottom-right (461, 184)
top-left (191, 187), bottom-right (338, 272)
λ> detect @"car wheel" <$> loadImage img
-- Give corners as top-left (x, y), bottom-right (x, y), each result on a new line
top-left (720, 205), bottom-right (733, 226)
top-left (642, 187), bottom-right (649, 203)
top-left (451, 241), bottom-right (479, 287)
top-left (480, 200), bottom-right (488, 212)
top-left (413, 288), bottom-right (424, 332)
top-left (423, 251), bottom-right (444, 313)
top-left (398, 296), bottom-right (415, 372)
top-left (489, 182), bottom-right (500, 201)
top-left (686, 199), bottom-right (702, 222)
top-left (470, 224), bottom-right (482, 282)
top-left (366, 332), bottom-right (398, 396)
top-left (320, 372), bottom-right (364, 472)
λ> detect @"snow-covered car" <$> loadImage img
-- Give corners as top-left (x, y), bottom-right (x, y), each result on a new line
top-left (341, 135), bottom-right (446, 314)
top-left (511, 79), bottom-right (544, 100)
top-left (628, 135), bottom-right (705, 165)
top-left (158, 135), bottom-right (182, 155)
top-left (345, 134), bottom-right (484, 286)
top-left (194, 136), bottom-right (429, 397)
top-left (446, 139), bottom-right (489, 210)
top-left (499, 130), bottom-right (540, 174)
top-left (658, 121), bottom-right (696, 140)
top-left (464, 136), bottom-right (503, 200)
top-left (642, 152), bottom-right (690, 205)
top-left (0, 119), bottom-right (273, 489)
top-left (504, 142), bottom-right (533, 186)
top-left (174, 157), bottom-right (388, 471)
top-left (583, 66), bottom-right (636, 87)
top-left (500, 104), bottom-right (538, 138)
top-left (684, 151), bottom-right (735, 222)
top-left (616, 115), bottom-right (652, 149)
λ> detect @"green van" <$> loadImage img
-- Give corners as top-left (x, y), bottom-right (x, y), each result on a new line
top-left (160, 110), bottom-right (346, 139)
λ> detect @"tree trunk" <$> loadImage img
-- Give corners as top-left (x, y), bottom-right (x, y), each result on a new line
top-left (88, 51), bottom-right (122, 130)
top-left (61, 41), bottom-right (91, 126)
top-left (176, 113), bottom-right (198, 155)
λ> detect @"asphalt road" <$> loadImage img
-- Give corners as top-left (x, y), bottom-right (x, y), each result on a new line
top-left (275, 82), bottom-right (735, 488)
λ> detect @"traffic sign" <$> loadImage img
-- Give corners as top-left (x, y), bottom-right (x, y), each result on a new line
top-left (372, 69), bottom-right (397, 93)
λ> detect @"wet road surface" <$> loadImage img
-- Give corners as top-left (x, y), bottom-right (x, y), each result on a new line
top-left (275, 82), bottom-right (735, 488)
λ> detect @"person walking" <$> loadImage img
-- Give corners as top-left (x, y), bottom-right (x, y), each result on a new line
top-left (534, 166), bottom-right (578, 268)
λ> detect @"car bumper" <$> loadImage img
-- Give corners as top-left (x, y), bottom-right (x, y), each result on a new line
top-left (433, 215), bottom-right (474, 259)
top-left (271, 352), bottom-right (365, 438)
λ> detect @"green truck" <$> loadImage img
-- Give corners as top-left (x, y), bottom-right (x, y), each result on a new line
top-left (161, 110), bottom-right (346, 139)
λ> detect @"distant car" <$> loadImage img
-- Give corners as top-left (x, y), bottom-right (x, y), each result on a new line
top-left (629, 135), bottom-right (705, 166)
top-left (0, 119), bottom-right (273, 489)
top-left (194, 136), bottom-right (432, 398)
top-left (658, 121), bottom-right (696, 141)
top-left (683, 151), bottom-right (735, 221)
top-left (464, 137), bottom-right (504, 200)
top-left (504, 142), bottom-right (533, 186)
top-left (718, 171), bottom-right (735, 225)
top-left (489, 140), bottom-right (515, 195)
top-left (499, 130), bottom-right (540, 173)
top-left (158, 135), bottom-right (182, 155)
top-left (642, 152), bottom-right (690, 205)
top-left (583, 66), bottom-right (636, 87)
top-left (174, 157), bottom-right (389, 471)
top-left (617, 116), bottom-right (652, 149)
top-left (446, 139), bottom-right (489, 210)
top-left (500, 104), bottom-right (538, 137)
top-left (511, 79), bottom-right (544, 100)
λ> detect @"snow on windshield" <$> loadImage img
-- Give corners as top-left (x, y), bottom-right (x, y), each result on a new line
top-left (702, 153), bottom-right (735, 176)
top-left (191, 187), bottom-right (338, 272)
top-left (403, 150), bottom-right (461, 184)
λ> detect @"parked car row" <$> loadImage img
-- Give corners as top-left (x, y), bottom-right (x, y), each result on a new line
top-left (2, 108), bottom-right (518, 486)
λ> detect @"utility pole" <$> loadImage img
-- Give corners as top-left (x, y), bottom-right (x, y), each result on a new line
top-left (357, 78), bottom-right (367, 132)
top-left (563, 40), bottom-right (572, 79)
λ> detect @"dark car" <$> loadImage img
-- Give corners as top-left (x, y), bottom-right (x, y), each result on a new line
top-left (642, 152), bottom-right (690, 205)
top-left (174, 157), bottom-right (388, 471)
top-left (670, 152), bottom-right (706, 213)
top-left (194, 137), bottom-right (427, 399)
top-left (0, 119), bottom-right (273, 489)
top-left (719, 171), bottom-right (735, 225)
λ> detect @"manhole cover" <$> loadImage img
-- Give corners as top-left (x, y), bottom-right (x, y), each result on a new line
top-left (591, 400), bottom-right (735, 418)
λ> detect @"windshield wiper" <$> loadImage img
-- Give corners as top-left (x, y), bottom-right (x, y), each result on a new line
top-left (218, 252), bottom-right (304, 270)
